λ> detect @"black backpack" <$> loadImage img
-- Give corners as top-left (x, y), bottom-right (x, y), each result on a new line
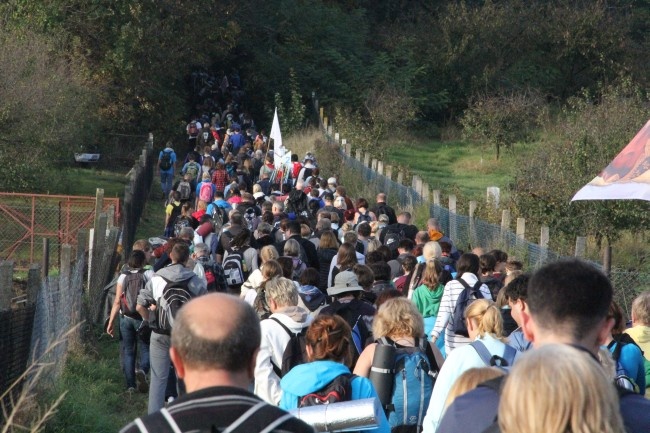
top-left (383, 227), bottom-right (405, 251)
top-left (270, 317), bottom-right (308, 378)
top-left (331, 302), bottom-right (372, 358)
top-left (120, 269), bottom-right (146, 318)
top-left (299, 374), bottom-right (355, 407)
top-left (151, 277), bottom-right (193, 334)
top-left (452, 278), bottom-right (485, 337)
top-left (159, 150), bottom-right (173, 171)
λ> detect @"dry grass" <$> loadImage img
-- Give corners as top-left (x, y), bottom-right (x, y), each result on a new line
top-left (1, 326), bottom-right (80, 432)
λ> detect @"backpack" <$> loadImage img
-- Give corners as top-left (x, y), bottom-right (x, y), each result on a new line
top-left (331, 302), bottom-right (371, 357)
top-left (177, 180), bottom-right (192, 201)
top-left (379, 337), bottom-right (438, 431)
top-left (199, 182), bottom-right (213, 202)
top-left (174, 216), bottom-right (191, 237)
top-left (243, 206), bottom-right (259, 231)
top-left (286, 190), bottom-right (307, 214)
top-left (167, 202), bottom-right (182, 229)
top-left (186, 162), bottom-right (200, 181)
top-left (119, 269), bottom-right (146, 318)
top-left (210, 205), bottom-right (228, 234)
top-left (202, 260), bottom-right (227, 293)
top-left (222, 246), bottom-right (250, 288)
top-left (270, 317), bottom-right (308, 378)
top-left (383, 227), bottom-right (405, 251)
top-left (159, 150), bottom-right (173, 171)
top-left (357, 211), bottom-right (372, 225)
top-left (299, 374), bottom-right (355, 408)
top-left (152, 277), bottom-right (193, 334)
top-left (452, 278), bottom-right (485, 338)
top-left (609, 335), bottom-right (641, 393)
top-left (470, 340), bottom-right (517, 372)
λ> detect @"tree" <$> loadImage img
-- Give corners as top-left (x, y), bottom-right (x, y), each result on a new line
top-left (510, 78), bottom-right (650, 245)
top-left (461, 92), bottom-right (546, 159)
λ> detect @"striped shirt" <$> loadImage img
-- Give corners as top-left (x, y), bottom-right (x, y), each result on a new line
top-left (430, 273), bottom-right (492, 354)
top-left (120, 386), bottom-right (314, 433)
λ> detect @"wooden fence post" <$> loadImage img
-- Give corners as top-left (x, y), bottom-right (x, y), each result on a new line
top-left (501, 210), bottom-right (511, 247)
top-left (432, 190), bottom-right (441, 206)
top-left (539, 226), bottom-right (549, 265)
top-left (516, 218), bottom-right (526, 241)
top-left (469, 201), bottom-right (477, 247)
top-left (364, 152), bottom-right (371, 168)
top-left (355, 149), bottom-right (362, 161)
top-left (27, 264), bottom-right (41, 303)
top-left (574, 236), bottom-right (587, 258)
top-left (377, 161), bottom-right (384, 176)
top-left (94, 188), bottom-right (104, 228)
top-left (397, 171), bottom-right (404, 185)
top-left (42, 238), bottom-right (50, 279)
top-left (421, 183), bottom-right (430, 203)
top-left (449, 195), bottom-right (457, 243)
top-left (60, 244), bottom-right (72, 290)
top-left (385, 165), bottom-right (392, 180)
top-left (0, 261), bottom-right (13, 309)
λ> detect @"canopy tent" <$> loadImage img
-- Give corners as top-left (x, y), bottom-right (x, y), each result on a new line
top-left (572, 119), bottom-right (650, 202)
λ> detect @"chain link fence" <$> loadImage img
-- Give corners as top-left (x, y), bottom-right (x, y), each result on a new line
top-left (317, 112), bottom-right (649, 315)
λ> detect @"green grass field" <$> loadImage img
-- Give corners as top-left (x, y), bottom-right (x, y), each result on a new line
top-left (385, 138), bottom-right (535, 200)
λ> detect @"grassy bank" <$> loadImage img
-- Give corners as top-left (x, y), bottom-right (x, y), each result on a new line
top-left (43, 327), bottom-right (148, 433)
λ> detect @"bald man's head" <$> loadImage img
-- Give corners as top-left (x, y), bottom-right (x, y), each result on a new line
top-left (171, 293), bottom-right (260, 372)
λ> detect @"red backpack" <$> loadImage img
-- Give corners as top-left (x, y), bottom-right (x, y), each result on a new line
top-left (199, 182), bottom-right (213, 202)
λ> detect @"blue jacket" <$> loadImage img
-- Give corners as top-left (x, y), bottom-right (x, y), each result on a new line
top-left (279, 360), bottom-right (390, 433)
top-left (608, 341), bottom-right (647, 393)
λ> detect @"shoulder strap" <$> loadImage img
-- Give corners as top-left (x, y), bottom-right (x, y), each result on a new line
top-left (501, 344), bottom-right (517, 366)
top-left (470, 340), bottom-right (494, 366)
top-left (457, 278), bottom-right (470, 290)
top-left (422, 338), bottom-right (440, 373)
top-left (269, 317), bottom-right (293, 338)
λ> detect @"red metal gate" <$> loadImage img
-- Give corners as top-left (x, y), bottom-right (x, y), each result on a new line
top-left (0, 193), bottom-right (120, 268)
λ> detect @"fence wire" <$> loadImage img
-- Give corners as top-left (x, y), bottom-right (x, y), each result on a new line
top-left (330, 132), bottom-right (649, 314)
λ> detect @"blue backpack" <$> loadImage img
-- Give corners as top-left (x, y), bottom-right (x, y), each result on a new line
top-left (379, 337), bottom-right (438, 431)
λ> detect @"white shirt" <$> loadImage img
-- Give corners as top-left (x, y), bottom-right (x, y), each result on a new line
top-left (422, 334), bottom-right (514, 433)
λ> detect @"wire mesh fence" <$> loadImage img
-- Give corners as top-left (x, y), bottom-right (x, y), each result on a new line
top-left (319, 113), bottom-right (649, 315)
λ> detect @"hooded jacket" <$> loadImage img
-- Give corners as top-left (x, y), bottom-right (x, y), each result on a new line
top-left (137, 262), bottom-right (207, 308)
top-left (279, 360), bottom-right (390, 433)
top-left (254, 306), bottom-right (312, 405)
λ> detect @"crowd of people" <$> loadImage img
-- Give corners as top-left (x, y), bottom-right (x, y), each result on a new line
top-left (108, 110), bottom-right (650, 433)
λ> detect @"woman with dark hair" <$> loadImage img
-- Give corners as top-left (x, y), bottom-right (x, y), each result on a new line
top-left (106, 250), bottom-right (154, 392)
top-left (279, 315), bottom-right (390, 433)
top-left (430, 253), bottom-right (492, 354)
top-left (328, 242), bottom-right (359, 287)
top-left (316, 230), bottom-right (339, 292)
top-left (353, 197), bottom-right (377, 225)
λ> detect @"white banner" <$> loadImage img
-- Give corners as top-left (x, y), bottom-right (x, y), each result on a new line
top-left (270, 107), bottom-right (286, 166)
top-left (572, 119), bottom-right (650, 202)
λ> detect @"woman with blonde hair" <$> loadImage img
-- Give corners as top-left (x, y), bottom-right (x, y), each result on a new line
top-left (499, 344), bottom-right (625, 433)
top-left (280, 315), bottom-right (390, 433)
top-left (354, 298), bottom-right (444, 431)
top-left (422, 298), bottom-right (517, 432)
top-left (240, 245), bottom-right (279, 300)
top-left (355, 298), bottom-right (445, 377)
top-left (444, 367), bottom-right (505, 410)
